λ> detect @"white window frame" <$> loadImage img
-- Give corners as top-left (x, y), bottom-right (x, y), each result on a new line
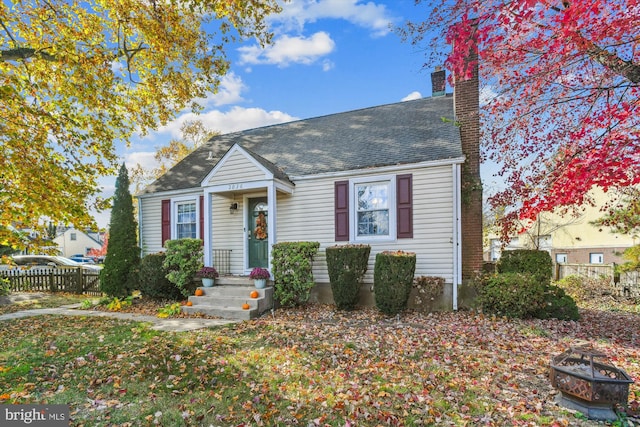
top-left (349, 175), bottom-right (396, 242)
top-left (172, 196), bottom-right (200, 240)
top-left (555, 253), bottom-right (568, 263)
top-left (589, 253), bottom-right (604, 264)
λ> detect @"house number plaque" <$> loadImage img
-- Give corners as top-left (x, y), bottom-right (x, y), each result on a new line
top-left (228, 184), bottom-right (243, 190)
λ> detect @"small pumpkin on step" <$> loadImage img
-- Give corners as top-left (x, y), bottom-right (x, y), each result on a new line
top-left (242, 302), bottom-right (250, 310)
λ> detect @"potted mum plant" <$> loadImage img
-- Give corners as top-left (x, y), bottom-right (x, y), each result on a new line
top-left (196, 266), bottom-right (219, 287)
top-left (249, 267), bottom-right (270, 289)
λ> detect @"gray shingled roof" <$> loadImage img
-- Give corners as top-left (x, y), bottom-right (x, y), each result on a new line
top-left (140, 95), bottom-right (462, 195)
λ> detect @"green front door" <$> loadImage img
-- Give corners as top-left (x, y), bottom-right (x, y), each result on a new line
top-left (248, 197), bottom-right (269, 268)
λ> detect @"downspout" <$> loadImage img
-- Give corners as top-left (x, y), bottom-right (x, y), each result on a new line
top-left (452, 163), bottom-right (462, 311)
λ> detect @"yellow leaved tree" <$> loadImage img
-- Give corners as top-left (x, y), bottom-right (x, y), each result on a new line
top-left (0, 0), bottom-right (279, 249)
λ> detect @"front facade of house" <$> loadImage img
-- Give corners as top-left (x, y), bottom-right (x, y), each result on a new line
top-left (53, 228), bottom-right (103, 258)
top-left (138, 91), bottom-right (481, 309)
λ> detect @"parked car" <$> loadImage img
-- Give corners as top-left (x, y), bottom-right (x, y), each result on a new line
top-left (8, 255), bottom-right (102, 272)
top-left (69, 254), bottom-right (97, 264)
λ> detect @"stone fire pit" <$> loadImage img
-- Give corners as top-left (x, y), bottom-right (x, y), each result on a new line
top-left (550, 345), bottom-right (634, 420)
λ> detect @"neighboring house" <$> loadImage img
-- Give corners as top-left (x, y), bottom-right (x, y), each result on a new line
top-left (137, 69), bottom-right (482, 310)
top-left (53, 228), bottom-right (103, 258)
top-left (486, 187), bottom-right (639, 264)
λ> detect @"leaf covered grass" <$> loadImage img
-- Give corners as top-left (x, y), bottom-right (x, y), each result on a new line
top-left (0, 305), bottom-right (638, 426)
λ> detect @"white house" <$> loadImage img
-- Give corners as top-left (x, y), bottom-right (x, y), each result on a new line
top-left (136, 69), bottom-right (482, 310)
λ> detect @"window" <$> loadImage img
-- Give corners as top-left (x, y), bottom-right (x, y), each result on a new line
top-left (176, 201), bottom-right (197, 239)
top-left (335, 175), bottom-right (411, 242)
top-left (356, 182), bottom-right (390, 237)
top-left (350, 177), bottom-right (396, 242)
top-left (556, 253), bottom-right (568, 263)
top-left (589, 253), bottom-right (604, 264)
top-left (70, 233), bottom-right (77, 241)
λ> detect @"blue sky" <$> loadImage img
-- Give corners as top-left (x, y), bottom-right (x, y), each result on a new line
top-left (95, 0), bottom-right (465, 228)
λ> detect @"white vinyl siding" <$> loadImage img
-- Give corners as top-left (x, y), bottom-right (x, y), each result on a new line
top-left (205, 151), bottom-right (265, 186)
top-left (139, 191), bottom-right (202, 255)
top-left (210, 194), bottom-right (247, 273)
top-left (139, 196), bottom-right (163, 255)
top-left (277, 164), bottom-right (456, 284)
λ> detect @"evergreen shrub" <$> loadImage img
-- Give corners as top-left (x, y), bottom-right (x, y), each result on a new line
top-left (271, 241), bottom-right (320, 307)
top-left (100, 163), bottom-right (140, 298)
top-left (138, 253), bottom-right (183, 300)
top-left (497, 250), bottom-right (553, 283)
top-left (162, 238), bottom-right (203, 298)
top-left (374, 251), bottom-right (416, 316)
top-left (478, 273), bottom-right (546, 319)
top-left (536, 285), bottom-right (580, 321)
top-left (326, 244), bottom-right (371, 310)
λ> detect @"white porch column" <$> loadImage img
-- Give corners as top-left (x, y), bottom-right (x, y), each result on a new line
top-left (203, 190), bottom-right (213, 267)
top-left (267, 183), bottom-right (277, 270)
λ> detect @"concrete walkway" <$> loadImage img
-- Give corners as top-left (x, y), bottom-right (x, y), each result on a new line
top-left (0, 305), bottom-right (239, 332)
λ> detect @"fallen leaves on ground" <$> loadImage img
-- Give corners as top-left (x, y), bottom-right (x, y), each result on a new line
top-left (0, 303), bottom-right (638, 426)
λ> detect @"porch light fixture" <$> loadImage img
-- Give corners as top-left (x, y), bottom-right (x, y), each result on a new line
top-left (229, 202), bottom-right (238, 214)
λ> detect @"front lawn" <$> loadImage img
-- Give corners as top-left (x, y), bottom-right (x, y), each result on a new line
top-left (0, 305), bottom-right (638, 426)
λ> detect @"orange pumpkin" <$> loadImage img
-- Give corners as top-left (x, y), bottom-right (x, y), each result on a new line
top-left (195, 289), bottom-right (204, 296)
top-left (242, 302), bottom-right (250, 310)
top-left (250, 290), bottom-right (259, 299)
top-left (186, 301), bottom-right (193, 306)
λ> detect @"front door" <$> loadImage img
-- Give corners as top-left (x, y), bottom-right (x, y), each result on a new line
top-left (248, 197), bottom-right (269, 268)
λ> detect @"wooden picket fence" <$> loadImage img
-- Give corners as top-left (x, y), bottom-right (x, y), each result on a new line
top-left (555, 263), bottom-right (640, 298)
top-left (0, 268), bottom-right (101, 296)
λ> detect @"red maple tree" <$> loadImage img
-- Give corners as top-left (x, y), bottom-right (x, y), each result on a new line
top-left (401, 0), bottom-right (640, 239)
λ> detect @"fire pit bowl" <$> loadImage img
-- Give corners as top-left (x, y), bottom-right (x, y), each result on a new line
top-left (549, 345), bottom-right (634, 420)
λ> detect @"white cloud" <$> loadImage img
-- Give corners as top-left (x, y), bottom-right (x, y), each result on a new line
top-left (125, 151), bottom-right (159, 171)
top-left (196, 72), bottom-right (246, 108)
top-left (239, 32), bottom-right (336, 67)
top-left (274, 0), bottom-right (396, 37)
top-left (141, 106), bottom-right (298, 141)
top-left (401, 91), bottom-right (422, 101)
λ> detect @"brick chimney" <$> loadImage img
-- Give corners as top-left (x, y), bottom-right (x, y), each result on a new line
top-left (454, 27), bottom-right (483, 280)
top-left (431, 66), bottom-right (446, 97)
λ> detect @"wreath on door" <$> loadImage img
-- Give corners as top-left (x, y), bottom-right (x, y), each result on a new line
top-left (254, 212), bottom-right (267, 240)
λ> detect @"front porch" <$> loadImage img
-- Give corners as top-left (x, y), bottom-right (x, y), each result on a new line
top-left (182, 275), bottom-right (274, 320)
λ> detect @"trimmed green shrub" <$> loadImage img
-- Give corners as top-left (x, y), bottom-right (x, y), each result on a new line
top-left (536, 285), bottom-right (580, 321)
top-left (100, 163), bottom-right (140, 298)
top-left (497, 250), bottom-right (553, 283)
top-left (326, 244), bottom-right (371, 310)
top-left (138, 253), bottom-right (183, 300)
top-left (272, 241), bottom-right (320, 307)
top-left (478, 273), bottom-right (546, 319)
top-left (162, 238), bottom-right (203, 298)
top-left (374, 251), bottom-right (416, 316)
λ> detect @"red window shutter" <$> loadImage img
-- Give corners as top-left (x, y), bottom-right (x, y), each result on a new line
top-left (334, 180), bottom-right (349, 241)
top-left (396, 174), bottom-right (413, 239)
top-left (161, 199), bottom-right (171, 246)
top-left (199, 195), bottom-right (204, 244)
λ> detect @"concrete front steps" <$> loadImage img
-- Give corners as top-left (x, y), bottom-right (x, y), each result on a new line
top-left (182, 275), bottom-right (273, 321)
